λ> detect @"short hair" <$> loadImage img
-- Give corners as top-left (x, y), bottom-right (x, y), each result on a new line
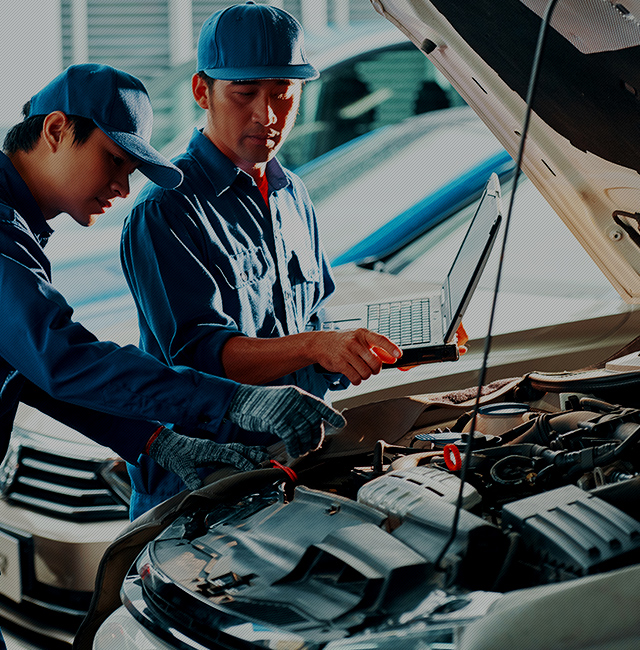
top-left (198, 71), bottom-right (215, 91)
top-left (2, 100), bottom-right (97, 154)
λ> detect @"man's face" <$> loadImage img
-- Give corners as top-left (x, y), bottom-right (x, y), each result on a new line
top-left (195, 77), bottom-right (302, 173)
top-left (51, 126), bottom-right (138, 227)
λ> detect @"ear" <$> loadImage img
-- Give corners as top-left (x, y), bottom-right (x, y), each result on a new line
top-left (192, 74), bottom-right (211, 110)
top-left (41, 111), bottom-right (72, 153)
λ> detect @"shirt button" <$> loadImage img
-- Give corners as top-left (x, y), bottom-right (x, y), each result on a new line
top-left (240, 271), bottom-right (248, 282)
top-left (197, 413), bottom-right (212, 424)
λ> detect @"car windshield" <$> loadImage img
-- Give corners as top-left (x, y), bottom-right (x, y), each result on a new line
top-left (280, 40), bottom-right (465, 169)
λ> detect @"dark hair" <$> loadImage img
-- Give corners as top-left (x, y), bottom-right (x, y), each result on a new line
top-left (198, 71), bottom-right (215, 91)
top-left (2, 100), bottom-right (97, 154)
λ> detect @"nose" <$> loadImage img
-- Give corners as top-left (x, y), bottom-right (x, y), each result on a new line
top-left (111, 170), bottom-right (131, 199)
top-left (252, 94), bottom-right (277, 127)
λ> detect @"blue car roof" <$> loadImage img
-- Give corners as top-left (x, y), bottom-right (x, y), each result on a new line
top-left (331, 148), bottom-right (515, 266)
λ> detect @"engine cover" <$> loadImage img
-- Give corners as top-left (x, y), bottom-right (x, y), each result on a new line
top-left (502, 485), bottom-right (640, 579)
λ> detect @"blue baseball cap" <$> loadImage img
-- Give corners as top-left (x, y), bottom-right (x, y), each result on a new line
top-left (197, 1), bottom-right (319, 81)
top-left (28, 64), bottom-right (183, 189)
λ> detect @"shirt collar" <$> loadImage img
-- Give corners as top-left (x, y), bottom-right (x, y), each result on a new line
top-left (0, 151), bottom-right (53, 243)
top-left (187, 129), bottom-right (291, 197)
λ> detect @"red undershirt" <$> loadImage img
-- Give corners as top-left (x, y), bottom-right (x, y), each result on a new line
top-left (256, 173), bottom-right (269, 210)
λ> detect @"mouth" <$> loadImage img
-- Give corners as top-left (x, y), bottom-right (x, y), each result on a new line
top-left (95, 197), bottom-right (113, 211)
top-left (246, 132), bottom-right (279, 146)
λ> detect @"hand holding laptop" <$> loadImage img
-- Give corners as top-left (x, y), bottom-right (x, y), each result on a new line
top-left (311, 329), bottom-right (402, 385)
top-left (314, 174), bottom-right (502, 370)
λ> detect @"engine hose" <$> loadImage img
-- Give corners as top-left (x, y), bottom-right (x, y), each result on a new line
top-left (509, 411), bottom-right (598, 446)
top-left (564, 443), bottom-right (620, 480)
top-left (613, 422), bottom-right (640, 449)
top-left (579, 397), bottom-right (621, 414)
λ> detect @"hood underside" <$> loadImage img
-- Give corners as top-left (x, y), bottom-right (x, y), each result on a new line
top-left (372, 0), bottom-right (640, 302)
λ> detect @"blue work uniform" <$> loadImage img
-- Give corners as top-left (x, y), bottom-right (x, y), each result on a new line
top-left (0, 151), bottom-right (240, 470)
top-left (121, 129), bottom-right (346, 517)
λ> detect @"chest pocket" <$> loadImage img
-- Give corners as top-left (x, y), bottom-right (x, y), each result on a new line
top-left (288, 247), bottom-right (320, 285)
top-left (219, 246), bottom-right (270, 289)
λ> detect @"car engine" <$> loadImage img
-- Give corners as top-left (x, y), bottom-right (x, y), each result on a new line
top-left (121, 395), bottom-right (640, 649)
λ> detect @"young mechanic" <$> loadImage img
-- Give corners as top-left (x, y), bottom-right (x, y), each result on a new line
top-left (0, 63), bottom-right (346, 537)
top-left (120, 1), bottom-right (404, 517)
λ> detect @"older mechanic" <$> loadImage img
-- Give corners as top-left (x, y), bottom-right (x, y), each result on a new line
top-left (120, 1), bottom-right (402, 517)
top-left (0, 62), bottom-right (345, 546)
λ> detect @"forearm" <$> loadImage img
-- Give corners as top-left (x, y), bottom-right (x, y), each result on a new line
top-left (221, 332), bottom-right (320, 384)
top-left (221, 327), bottom-right (402, 386)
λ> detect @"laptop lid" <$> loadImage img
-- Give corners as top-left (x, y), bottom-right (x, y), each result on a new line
top-left (442, 172), bottom-right (503, 342)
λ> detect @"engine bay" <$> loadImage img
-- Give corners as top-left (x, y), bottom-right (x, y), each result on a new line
top-left (122, 390), bottom-right (640, 649)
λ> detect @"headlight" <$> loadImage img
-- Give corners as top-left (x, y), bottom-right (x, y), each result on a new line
top-left (0, 441), bottom-right (21, 495)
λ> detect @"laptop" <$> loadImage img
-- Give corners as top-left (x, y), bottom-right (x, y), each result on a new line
top-left (312, 173), bottom-right (503, 368)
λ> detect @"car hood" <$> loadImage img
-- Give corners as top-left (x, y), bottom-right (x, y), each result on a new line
top-left (371, 0), bottom-right (640, 302)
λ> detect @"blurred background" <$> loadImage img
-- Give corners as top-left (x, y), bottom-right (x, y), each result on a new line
top-left (0, 1), bottom-right (386, 146)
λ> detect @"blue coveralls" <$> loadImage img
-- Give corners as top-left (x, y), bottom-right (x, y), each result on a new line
top-left (121, 129), bottom-right (346, 517)
top-left (0, 151), bottom-right (241, 565)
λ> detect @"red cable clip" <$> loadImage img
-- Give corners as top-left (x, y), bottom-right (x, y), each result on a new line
top-left (443, 443), bottom-right (462, 471)
top-left (270, 459), bottom-right (298, 483)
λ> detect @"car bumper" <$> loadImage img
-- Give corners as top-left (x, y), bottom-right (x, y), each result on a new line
top-left (0, 499), bottom-right (127, 645)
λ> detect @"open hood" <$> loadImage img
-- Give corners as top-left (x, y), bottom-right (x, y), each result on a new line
top-left (371, 0), bottom-right (640, 302)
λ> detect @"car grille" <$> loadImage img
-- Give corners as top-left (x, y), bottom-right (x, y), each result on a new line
top-left (4, 446), bottom-right (129, 522)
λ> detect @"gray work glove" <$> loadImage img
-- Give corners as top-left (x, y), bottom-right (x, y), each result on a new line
top-left (147, 427), bottom-right (270, 491)
top-left (226, 385), bottom-right (347, 458)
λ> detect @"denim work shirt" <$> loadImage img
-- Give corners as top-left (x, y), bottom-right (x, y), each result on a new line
top-left (0, 152), bottom-right (239, 466)
top-left (121, 129), bottom-right (346, 515)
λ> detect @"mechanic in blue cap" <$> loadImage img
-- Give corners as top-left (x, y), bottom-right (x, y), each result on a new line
top-left (0, 63), bottom-right (346, 551)
top-left (120, 1), bottom-right (402, 518)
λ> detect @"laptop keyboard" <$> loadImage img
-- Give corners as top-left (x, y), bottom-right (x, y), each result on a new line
top-left (367, 299), bottom-right (431, 346)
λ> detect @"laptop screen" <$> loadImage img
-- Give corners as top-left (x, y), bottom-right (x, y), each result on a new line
top-left (443, 173), bottom-right (502, 341)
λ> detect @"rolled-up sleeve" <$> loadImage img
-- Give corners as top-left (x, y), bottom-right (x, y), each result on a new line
top-left (121, 134), bottom-right (343, 401)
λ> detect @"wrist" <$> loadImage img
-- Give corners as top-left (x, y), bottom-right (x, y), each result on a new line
top-left (226, 384), bottom-right (256, 422)
top-left (298, 330), bottom-right (322, 366)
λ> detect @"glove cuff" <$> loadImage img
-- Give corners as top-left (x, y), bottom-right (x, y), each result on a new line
top-left (145, 425), bottom-right (166, 455)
